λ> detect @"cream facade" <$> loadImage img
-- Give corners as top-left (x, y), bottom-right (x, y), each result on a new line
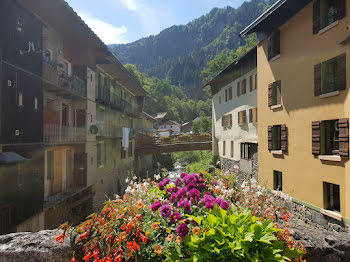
top-left (241, 0), bottom-right (350, 223)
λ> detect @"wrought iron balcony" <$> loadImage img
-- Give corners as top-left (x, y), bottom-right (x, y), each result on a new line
top-left (44, 124), bottom-right (86, 143)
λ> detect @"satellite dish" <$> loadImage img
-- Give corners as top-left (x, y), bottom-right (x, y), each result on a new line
top-left (89, 125), bottom-right (98, 135)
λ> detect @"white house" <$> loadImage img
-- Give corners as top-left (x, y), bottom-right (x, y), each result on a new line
top-left (205, 47), bottom-right (258, 178)
top-left (158, 120), bottom-right (181, 134)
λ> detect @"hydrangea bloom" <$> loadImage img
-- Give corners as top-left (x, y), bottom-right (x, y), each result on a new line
top-left (177, 223), bottom-right (189, 237)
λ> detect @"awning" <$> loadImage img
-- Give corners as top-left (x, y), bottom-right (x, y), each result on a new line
top-left (0, 152), bottom-right (29, 164)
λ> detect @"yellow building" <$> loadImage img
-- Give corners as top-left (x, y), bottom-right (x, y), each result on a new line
top-left (240, 0), bottom-right (350, 225)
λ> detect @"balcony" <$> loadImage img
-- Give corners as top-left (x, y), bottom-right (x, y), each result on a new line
top-left (44, 124), bottom-right (86, 143)
top-left (122, 100), bottom-right (138, 116)
top-left (110, 93), bottom-right (122, 110)
top-left (96, 86), bottom-right (111, 105)
top-left (43, 61), bottom-right (87, 98)
top-left (96, 121), bottom-right (122, 138)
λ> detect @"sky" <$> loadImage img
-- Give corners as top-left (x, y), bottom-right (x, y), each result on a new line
top-left (65, 0), bottom-right (245, 45)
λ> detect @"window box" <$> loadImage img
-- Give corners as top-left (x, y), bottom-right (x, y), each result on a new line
top-left (268, 80), bottom-right (281, 108)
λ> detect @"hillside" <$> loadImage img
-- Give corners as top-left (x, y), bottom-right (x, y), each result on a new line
top-left (109, 0), bottom-right (275, 100)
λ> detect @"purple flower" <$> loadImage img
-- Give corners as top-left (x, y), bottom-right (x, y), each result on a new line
top-left (191, 219), bottom-right (198, 226)
top-left (198, 179), bottom-right (205, 184)
top-left (216, 198), bottom-right (224, 205)
top-left (205, 201), bottom-right (215, 209)
top-left (160, 204), bottom-right (172, 218)
top-left (205, 192), bottom-right (211, 195)
top-left (175, 178), bottom-right (183, 187)
top-left (177, 198), bottom-right (186, 208)
top-left (177, 223), bottom-right (189, 237)
top-left (220, 200), bottom-right (230, 210)
top-left (158, 182), bottom-right (165, 191)
top-left (189, 188), bottom-right (201, 200)
top-left (163, 178), bottom-right (171, 185)
top-left (177, 187), bottom-right (187, 198)
top-left (199, 172), bottom-right (204, 178)
top-left (184, 174), bottom-right (198, 185)
top-left (198, 183), bottom-right (206, 189)
top-left (171, 212), bottom-right (181, 223)
top-left (183, 202), bottom-right (191, 212)
top-left (169, 193), bottom-right (177, 203)
top-left (186, 182), bottom-right (196, 190)
top-left (180, 173), bottom-right (187, 179)
top-left (151, 201), bottom-right (162, 211)
top-left (213, 180), bottom-right (218, 186)
top-left (204, 194), bottom-right (216, 203)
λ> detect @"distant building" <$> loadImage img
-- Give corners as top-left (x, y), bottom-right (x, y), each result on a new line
top-left (159, 120), bottom-right (181, 134)
top-left (154, 112), bottom-right (168, 130)
top-left (204, 46), bottom-right (257, 179)
top-left (157, 129), bottom-right (173, 137)
top-left (181, 122), bottom-right (192, 133)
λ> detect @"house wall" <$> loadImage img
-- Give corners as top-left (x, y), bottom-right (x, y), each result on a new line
top-left (257, 2), bottom-right (350, 220)
top-left (212, 68), bottom-right (257, 177)
top-left (159, 124), bottom-right (181, 134)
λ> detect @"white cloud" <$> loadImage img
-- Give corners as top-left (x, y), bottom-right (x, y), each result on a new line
top-left (79, 13), bottom-right (128, 44)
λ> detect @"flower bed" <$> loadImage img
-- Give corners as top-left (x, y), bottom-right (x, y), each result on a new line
top-left (56, 172), bottom-right (305, 261)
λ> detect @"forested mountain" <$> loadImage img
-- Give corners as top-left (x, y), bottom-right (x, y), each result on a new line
top-left (109, 0), bottom-right (275, 100)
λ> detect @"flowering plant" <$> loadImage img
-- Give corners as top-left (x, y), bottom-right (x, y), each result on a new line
top-left (56, 172), bottom-right (305, 261)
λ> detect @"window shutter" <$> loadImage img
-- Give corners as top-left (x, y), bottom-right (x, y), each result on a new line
top-left (249, 108), bottom-right (253, 123)
top-left (268, 126), bottom-right (273, 150)
top-left (274, 30), bottom-right (280, 56)
top-left (339, 118), bottom-right (349, 157)
top-left (314, 63), bottom-right (322, 96)
top-left (336, 53), bottom-right (346, 91)
top-left (242, 110), bottom-right (246, 124)
top-left (268, 37), bottom-right (272, 60)
top-left (313, 0), bottom-right (320, 34)
top-left (222, 116), bottom-right (224, 127)
top-left (281, 124), bottom-right (288, 152)
top-left (229, 87), bottom-right (232, 100)
top-left (249, 75), bottom-right (253, 92)
top-left (268, 83), bottom-right (273, 106)
top-left (254, 107), bottom-right (258, 123)
top-left (276, 80), bottom-right (281, 105)
top-left (336, 0), bottom-right (346, 20)
top-left (237, 82), bottom-right (240, 96)
top-left (312, 121), bottom-right (321, 155)
top-left (225, 89), bottom-right (228, 102)
top-left (229, 114), bottom-right (232, 127)
top-left (238, 111), bottom-right (241, 125)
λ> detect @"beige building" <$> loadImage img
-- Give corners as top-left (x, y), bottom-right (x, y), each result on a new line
top-left (240, 0), bottom-right (350, 225)
top-left (205, 47), bottom-right (258, 179)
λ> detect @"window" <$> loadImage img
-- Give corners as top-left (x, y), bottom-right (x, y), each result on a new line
top-left (312, 118), bottom-right (348, 157)
top-left (273, 171), bottom-right (283, 191)
top-left (221, 114), bottom-right (232, 127)
top-left (121, 141), bottom-right (127, 159)
top-left (97, 141), bottom-right (106, 167)
top-left (223, 141), bottom-right (226, 156)
top-left (240, 143), bottom-right (257, 160)
top-left (219, 96), bottom-right (221, 104)
top-left (249, 75), bottom-right (253, 91)
top-left (18, 92), bottom-right (23, 106)
top-left (34, 97), bottom-right (38, 110)
top-left (44, 49), bottom-right (53, 62)
top-left (237, 82), bottom-right (241, 96)
top-left (313, 0), bottom-right (346, 34)
top-left (230, 141), bottom-right (234, 158)
top-left (241, 79), bottom-right (247, 95)
top-left (225, 89), bottom-right (228, 102)
top-left (16, 18), bottom-right (24, 32)
top-left (238, 110), bottom-right (246, 125)
top-left (249, 108), bottom-right (258, 123)
top-left (47, 151), bottom-right (54, 180)
top-left (268, 30), bottom-right (280, 60)
top-left (128, 142), bottom-right (133, 157)
top-left (228, 87), bottom-right (232, 100)
top-left (323, 182), bottom-right (340, 212)
top-left (268, 80), bottom-right (281, 107)
top-left (268, 125), bottom-right (288, 152)
top-left (255, 74), bottom-right (258, 90)
top-left (314, 53), bottom-right (346, 96)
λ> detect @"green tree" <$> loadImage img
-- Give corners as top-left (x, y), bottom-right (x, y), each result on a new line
top-left (192, 121), bottom-right (200, 134)
top-left (199, 116), bottom-right (211, 133)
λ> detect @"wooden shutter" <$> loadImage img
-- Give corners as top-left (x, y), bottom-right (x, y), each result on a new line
top-left (242, 79), bottom-right (246, 94)
top-left (229, 114), bottom-right (232, 127)
top-left (268, 126), bottom-right (273, 150)
top-left (237, 82), bottom-right (240, 96)
top-left (336, 0), bottom-right (346, 20)
top-left (314, 63), bottom-right (322, 96)
top-left (238, 111), bottom-right (241, 125)
top-left (339, 118), bottom-right (349, 157)
top-left (336, 53), bottom-right (346, 91)
top-left (229, 87), bottom-right (232, 100)
top-left (249, 108), bottom-right (253, 123)
top-left (249, 75), bottom-right (253, 92)
top-left (242, 110), bottom-right (246, 124)
top-left (313, 0), bottom-right (320, 34)
top-left (281, 124), bottom-right (288, 152)
top-left (276, 81), bottom-right (281, 105)
top-left (268, 83), bottom-right (273, 106)
top-left (225, 89), bottom-right (228, 102)
top-left (221, 116), bottom-right (224, 127)
top-left (312, 121), bottom-right (321, 155)
top-left (253, 107), bottom-right (258, 123)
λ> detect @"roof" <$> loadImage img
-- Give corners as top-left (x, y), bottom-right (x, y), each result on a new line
top-left (202, 46), bottom-right (257, 95)
top-left (163, 120), bottom-right (181, 126)
top-left (182, 122), bottom-right (192, 126)
top-left (142, 111), bottom-right (156, 122)
top-left (0, 152), bottom-right (29, 164)
top-left (155, 112), bottom-right (168, 120)
top-left (239, 0), bottom-right (312, 40)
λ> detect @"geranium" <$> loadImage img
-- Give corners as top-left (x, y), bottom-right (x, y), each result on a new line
top-left (160, 204), bottom-right (172, 218)
top-left (177, 223), bottom-right (189, 237)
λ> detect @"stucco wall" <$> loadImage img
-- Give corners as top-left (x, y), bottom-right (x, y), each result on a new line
top-left (212, 69), bottom-right (258, 162)
top-left (159, 124), bottom-right (181, 134)
top-left (257, 2), bottom-right (350, 220)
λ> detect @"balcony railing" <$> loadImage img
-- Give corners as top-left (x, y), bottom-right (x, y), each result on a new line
top-left (96, 86), bottom-right (111, 105)
top-left (122, 100), bottom-right (138, 116)
top-left (43, 61), bottom-right (87, 97)
top-left (44, 124), bottom-right (86, 143)
top-left (96, 121), bottom-right (122, 138)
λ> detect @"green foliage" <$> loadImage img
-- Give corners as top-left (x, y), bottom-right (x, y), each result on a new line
top-left (199, 116), bottom-right (211, 133)
top-left (172, 150), bottom-right (213, 174)
top-left (110, 1), bottom-right (276, 100)
top-left (192, 121), bottom-right (200, 134)
top-left (181, 206), bottom-right (304, 262)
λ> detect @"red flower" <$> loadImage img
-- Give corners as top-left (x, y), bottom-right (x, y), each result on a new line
top-left (54, 233), bottom-right (64, 244)
top-left (70, 258), bottom-right (76, 262)
top-left (136, 214), bottom-right (142, 220)
top-left (83, 252), bottom-right (91, 262)
top-left (140, 233), bottom-right (148, 244)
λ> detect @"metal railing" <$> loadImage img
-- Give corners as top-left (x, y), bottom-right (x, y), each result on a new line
top-left (96, 121), bottom-right (122, 138)
top-left (44, 124), bottom-right (86, 143)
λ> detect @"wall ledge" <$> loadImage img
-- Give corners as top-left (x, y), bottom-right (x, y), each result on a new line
top-left (270, 104), bottom-right (282, 110)
top-left (318, 20), bottom-right (339, 35)
top-left (321, 209), bottom-right (343, 221)
top-left (269, 54), bottom-right (281, 62)
top-left (318, 155), bottom-right (341, 162)
top-left (271, 150), bottom-right (283, 155)
top-left (319, 90), bottom-right (339, 99)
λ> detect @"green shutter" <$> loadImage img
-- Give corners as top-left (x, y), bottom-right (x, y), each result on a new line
top-left (336, 0), bottom-right (346, 20)
top-left (314, 63), bottom-right (322, 96)
top-left (313, 0), bottom-right (320, 34)
top-left (336, 53), bottom-right (346, 91)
